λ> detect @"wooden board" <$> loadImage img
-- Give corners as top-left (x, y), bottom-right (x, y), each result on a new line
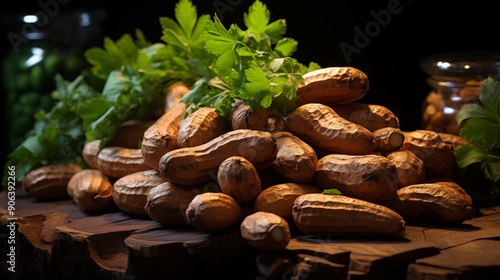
top-left (1, 189), bottom-right (500, 280)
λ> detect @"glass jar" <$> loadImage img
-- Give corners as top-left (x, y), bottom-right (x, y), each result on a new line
top-left (420, 51), bottom-right (500, 135)
top-left (1, 8), bottom-right (106, 153)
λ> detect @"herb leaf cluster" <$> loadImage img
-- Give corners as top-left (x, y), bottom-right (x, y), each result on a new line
top-left (455, 77), bottom-right (500, 192)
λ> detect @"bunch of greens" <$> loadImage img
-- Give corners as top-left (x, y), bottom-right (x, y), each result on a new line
top-left (455, 77), bottom-right (500, 197)
top-left (3, 32), bottom-right (178, 187)
top-left (160, 0), bottom-right (320, 118)
top-left (2, 0), bottom-right (318, 187)
top-left (4, 73), bottom-right (101, 183)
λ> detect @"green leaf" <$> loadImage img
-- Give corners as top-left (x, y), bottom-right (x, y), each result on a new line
top-left (274, 38), bottom-right (298, 57)
top-left (160, 21), bottom-right (187, 50)
top-left (78, 97), bottom-right (113, 128)
top-left (21, 135), bottom-right (45, 155)
top-left (242, 67), bottom-right (270, 96)
top-left (85, 34), bottom-right (140, 80)
top-left (456, 103), bottom-right (489, 125)
top-left (175, 0), bottom-right (198, 39)
top-left (459, 118), bottom-right (500, 149)
top-left (323, 189), bottom-right (342, 195)
top-left (265, 19), bottom-right (287, 43)
top-left (101, 71), bottom-right (131, 102)
top-left (480, 77), bottom-right (500, 107)
top-left (244, 0), bottom-right (270, 40)
top-left (215, 48), bottom-right (239, 72)
top-left (454, 77), bottom-right (500, 193)
top-left (455, 144), bottom-right (489, 168)
top-left (160, 0), bottom-right (210, 59)
top-left (203, 18), bottom-right (238, 55)
top-left (307, 61), bottom-right (322, 72)
top-left (268, 57), bottom-right (284, 72)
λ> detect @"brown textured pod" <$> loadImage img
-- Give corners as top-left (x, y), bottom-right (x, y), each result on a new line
top-left (112, 170), bottom-right (166, 217)
top-left (329, 103), bottom-right (400, 132)
top-left (230, 100), bottom-right (269, 130)
top-left (67, 169), bottom-right (113, 212)
top-left (253, 183), bottom-right (321, 224)
top-left (96, 146), bottom-right (150, 179)
top-left (217, 156), bottom-right (262, 204)
top-left (22, 163), bottom-right (83, 200)
top-left (401, 130), bottom-right (455, 176)
top-left (240, 211), bottom-right (291, 251)
top-left (270, 131), bottom-right (318, 183)
top-left (292, 193), bottom-right (406, 237)
top-left (286, 103), bottom-right (377, 155)
top-left (372, 127), bottom-right (405, 153)
top-left (385, 150), bottom-right (426, 188)
top-left (314, 154), bottom-right (399, 204)
top-left (141, 101), bottom-right (186, 170)
top-left (185, 192), bottom-right (243, 233)
top-left (386, 183), bottom-right (474, 224)
top-left (177, 107), bottom-right (229, 148)
top-left (159, 129), bottom-right (277, 187)
top-left (424, 178), bottom-right (473, 207)
top-left (82, 140), bottom-right (101, 169)
top-left (145, 181), bottom-right (220, 226)
top-left (163, 82), bottom-right (190, 114)
top-left (296, 67), bottom-right (369, 105)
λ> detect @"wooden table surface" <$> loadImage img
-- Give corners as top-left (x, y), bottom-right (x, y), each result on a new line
top-left (1, 189), bottom-right (500, 280)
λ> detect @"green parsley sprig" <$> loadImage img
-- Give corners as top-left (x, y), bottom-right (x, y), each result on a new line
top-left (162, 0), bottom-right (320, 118)
top-left (455, 77), bottom-right (500, 195)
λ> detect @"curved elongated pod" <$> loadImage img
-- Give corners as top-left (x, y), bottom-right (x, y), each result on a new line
top-left (141, 102), bottom-right (186, 170)
top-left (177, 107), bottom-right (229, 148)
top-left (162, 82), bottom-right (190, 114)
top-left (292, 193), bottom-right (406, 237)
top-left (286, 103), bottom-right (376, 155)
top-left (314, 154), bottom-right (399, 204)
top-left (82, 140), bottom-right (101, 169)
top-left (96, 146), bottom-right (150, 179)
top-left (296, 67), bottom-right (369, 105)
top-left (112, 170), bottom-right (166, 217)
top-left (22, 164), bottom-right (83, 200)
top-left (159, 129), bottom-right (277, 187)
top-left (386, 183), bottom-right (474, 224)
top-left (329, 103), bottom-right (400, 132)
top-left (270, 131), bottom-right (318, 183)
top-left (67, 169), bottom-right (114, 212)
top-left (423, 178), bottom-right (473, 207)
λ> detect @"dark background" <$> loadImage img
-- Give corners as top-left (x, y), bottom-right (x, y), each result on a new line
top-left (1, 0), bottom-right (497, 170)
